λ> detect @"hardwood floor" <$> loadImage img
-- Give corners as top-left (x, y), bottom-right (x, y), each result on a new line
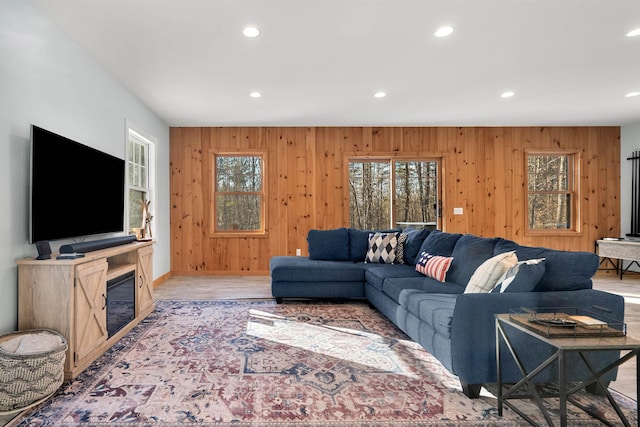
top-left (591, 271), bottom-right (640, 401)
top-left (154, 275), bottom-right (272, 300)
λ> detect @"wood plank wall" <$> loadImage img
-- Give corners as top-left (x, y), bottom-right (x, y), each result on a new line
top-left (170, 126), bottom-right (620, 275)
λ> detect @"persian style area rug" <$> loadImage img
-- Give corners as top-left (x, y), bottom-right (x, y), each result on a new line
top-left (9, 300), bottom-right (638, 426)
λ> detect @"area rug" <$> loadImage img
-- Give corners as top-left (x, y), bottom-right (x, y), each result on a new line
top-left (9, 300), bottom-right (638, 426)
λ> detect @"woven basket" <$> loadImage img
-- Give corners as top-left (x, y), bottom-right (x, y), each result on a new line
top-left (0, 329), bottom-right (67, 413)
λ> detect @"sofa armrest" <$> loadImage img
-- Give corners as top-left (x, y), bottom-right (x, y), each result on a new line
top-left (449, 289), bottom-right (625, 385)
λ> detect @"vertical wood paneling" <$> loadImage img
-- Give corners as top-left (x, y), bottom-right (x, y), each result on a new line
top-left (170, 126), bottom-right (621, 274)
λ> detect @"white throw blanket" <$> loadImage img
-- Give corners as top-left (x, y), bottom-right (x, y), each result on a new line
top-left (0, 331), bottom-right (64, 355)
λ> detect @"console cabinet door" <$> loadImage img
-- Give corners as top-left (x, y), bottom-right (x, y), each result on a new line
top-left (136, 245), bottom-right (154, 315)
top-left (74, 259), bottom-right (108, 366)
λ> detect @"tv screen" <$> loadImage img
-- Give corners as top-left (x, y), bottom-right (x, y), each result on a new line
top-left (30, 125), bottom-right (125, 243)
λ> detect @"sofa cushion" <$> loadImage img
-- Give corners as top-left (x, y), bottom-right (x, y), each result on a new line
top-left (415, 252), bottom-right (453, 282)
top-left (417, 230), bottom-right (462, 257)
top-left (398, 291), bottom-right (458, 338)
top-left (270, 256), bottom-right (364, 282)
top-left (446, 235), bottom-right (501, 287)
top-left (349, 228), bottom-right (400, 262)
top-left (492, 258), bottom-right (546, 293)
top-left (401, 228), bottom-right (431, 265)
top-left (365, 232), bottom-right (400, 264)
top-left (384, 278), bottom-right (463, 303)
top-left (464, 251), bottom-right (517, 293)
top-left (363, 264), bottom-right (423, 291)
top-left (494, 239), bottom-right (598, 291)
top-left (308, 228), bottom-right (350, 261)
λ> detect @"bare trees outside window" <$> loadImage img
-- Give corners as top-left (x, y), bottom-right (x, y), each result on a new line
top-left (349, 159), bottom-right (439, 230)
top-left (527, 152), bottom-right (577, 231)
top-left (214, 154), bottom-right (264, 233)
top-left (127, 127), bottom-right (155, 236)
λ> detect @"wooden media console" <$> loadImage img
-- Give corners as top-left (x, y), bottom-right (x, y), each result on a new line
top-left (17, 241), bottom-right (154, 380)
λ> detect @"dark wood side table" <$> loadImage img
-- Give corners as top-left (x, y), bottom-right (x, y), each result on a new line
top-left (495, 313), bottom-right (640, 427)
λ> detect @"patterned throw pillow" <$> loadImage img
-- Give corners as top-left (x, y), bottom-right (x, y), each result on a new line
top-left (395, 232), bottom-right (409, 264)
top-left (464, 251), bottom-right (518, 294)
top-left (365, 232), bottom-right (399, 264)
top-left (415, 251), bottom-right (454, 282)
top-left (492, 258), bottom-right (546, 293)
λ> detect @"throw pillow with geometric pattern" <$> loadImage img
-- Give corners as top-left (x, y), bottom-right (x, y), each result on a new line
top-left (395, 232), bottom-right (409, 264)
top-left (365, 232), bottom-right (399, 264)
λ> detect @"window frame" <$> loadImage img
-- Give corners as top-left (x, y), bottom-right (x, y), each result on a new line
top-left (209, 150), bottom-right (267, 237)
top-left (346, 154), bottom-right (442, 230)
top-left (524, 148), bottom-right (581, 236)
top-left (125, 122), bottom-right (156, 239)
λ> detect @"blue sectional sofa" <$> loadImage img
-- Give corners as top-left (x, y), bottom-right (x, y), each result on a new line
top-left (270, 228), bottom-right (625, 398)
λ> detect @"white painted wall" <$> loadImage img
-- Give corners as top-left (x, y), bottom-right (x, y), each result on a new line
top-left (622, 122), bottom-right (640, 237)
top-left (0, 1), bottom-right (170, 333)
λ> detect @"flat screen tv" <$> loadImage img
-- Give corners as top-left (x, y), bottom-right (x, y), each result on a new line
top-left (30, 125), bottom-right (125, 243)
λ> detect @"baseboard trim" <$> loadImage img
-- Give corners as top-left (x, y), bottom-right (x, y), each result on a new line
top-left (170, 270), bottom-right (270, 277)
top-left (153, 272), bottom-right (172, 287)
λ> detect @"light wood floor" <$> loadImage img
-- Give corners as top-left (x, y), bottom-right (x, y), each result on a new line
top-left (591, 271), bottom-right (640, 401)
top-left (156, 271), bottom-right (640, 401)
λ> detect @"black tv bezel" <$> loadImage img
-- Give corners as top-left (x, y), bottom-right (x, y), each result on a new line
top-left (29, 125), bottom-right (126, 244)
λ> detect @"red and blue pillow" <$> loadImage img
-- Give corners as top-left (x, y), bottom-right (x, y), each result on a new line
top-left (415, 251), bottom-right (454, 282)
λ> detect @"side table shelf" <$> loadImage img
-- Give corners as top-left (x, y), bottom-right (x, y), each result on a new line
top-left (495, 313), bottom-right (640, 427)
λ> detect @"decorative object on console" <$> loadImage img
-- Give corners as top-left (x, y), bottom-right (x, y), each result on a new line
top-left (140, 199), bottom-right (153, 240)
top-left (34, 241), bottom-right (51, 260)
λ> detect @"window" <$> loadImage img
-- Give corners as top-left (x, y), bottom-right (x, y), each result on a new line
top-left (526, 151), bottom-right (578, 232)
top-left (349, 159), bottom-right (439, 230)
top-left (212, 152), bottom-right (265, 234)
top-left (127, 126), bottom-right (155, 236)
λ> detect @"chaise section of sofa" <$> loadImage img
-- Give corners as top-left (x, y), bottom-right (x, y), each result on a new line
top-left (269, 227), bottom-right (625, 399)
top-left (270, 256), bottom-right (367, 303)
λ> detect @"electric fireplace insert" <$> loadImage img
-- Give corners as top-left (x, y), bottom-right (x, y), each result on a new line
top-left (106, 271), bottom-right (135, 338)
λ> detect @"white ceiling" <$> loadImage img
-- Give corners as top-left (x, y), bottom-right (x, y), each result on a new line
top-left (30, 0), bottom-right (640, 127)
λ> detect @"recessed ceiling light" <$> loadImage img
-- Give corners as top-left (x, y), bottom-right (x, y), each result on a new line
top-left (626, 92), bottom-right (640, 98)
top-left (435, 26), bottom-right (454, 38)
top-left (501, 91), bottom-right (515, 98)
top-left (374, 91), bottom-right (387, 98)
top-left (243, 26), bottom-right (260, 38)
top-left (626, 28), bottom-right (640, 37)
top-left (249, 91), bottom-right (261, 98)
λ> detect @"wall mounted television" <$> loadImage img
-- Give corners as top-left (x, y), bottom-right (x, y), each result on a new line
top-left (30, 125), bottom-right (125, 244)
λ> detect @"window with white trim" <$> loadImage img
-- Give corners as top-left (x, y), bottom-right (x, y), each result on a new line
top-left (127, 126), bottom-right (155, 237)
